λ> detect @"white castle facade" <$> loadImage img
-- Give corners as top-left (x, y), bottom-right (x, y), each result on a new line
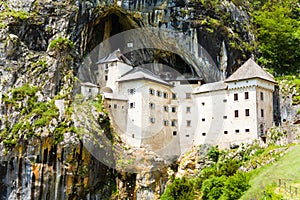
top-left (81, 50), bottom-right (276, 153)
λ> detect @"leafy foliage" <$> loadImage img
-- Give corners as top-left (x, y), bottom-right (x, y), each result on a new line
top-left (49, 36), bottom-right (74, 51)
top-left (201, 175), bottom-right (226, 200)
top-left (161, 177), bottom-right (195, 200)
top-left (253, 0), bottom-right (300, 74)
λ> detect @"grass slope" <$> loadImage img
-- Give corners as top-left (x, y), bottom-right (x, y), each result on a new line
top-left (241, 144), bottom-right (300, 199)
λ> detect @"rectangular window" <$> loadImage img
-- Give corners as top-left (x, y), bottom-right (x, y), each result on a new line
top-left (105, 75), bottom-right (108, 81)
top-left (234, 93), bottom-right (238, 101)
top-left (157, 91), bottom-right (162, 97)
top-left (186, 107), bottom-right (191, 113)
top-left (163, 120), bottom-right (169, 126)
top-left (224, 131), bottom-right (228, 134)
top-left (260, 92), bottom-right (264, 101)
top-left (186, 93), bottom-right (191, 99)
top-left (114, 104), bottom-right (117, 109)
top-left (245, 129), bottom-right (250, 133)
top-left (186, 120), bottom-right (191, 127)
top-left (172, 93), bottom-right (177, 99)
top-left (163, 92), bottom-right (168, 99)
top-left (235, 129), bottom-right (240, 133)
top-left (128, 88), bottom-right (136, 94)
top-left (104, 63), bottom-right (109, 69)
top-left (163, 106), bottom-right (168, 112)
top-left (234, 110), bottom-right (239, 118)
top-left (88, 88), bottom-right (92, 93)
top-left (202, 118), bottom-right (205, 122)
top-left (261, 109), bottom-right (264, 117)
top-left (173, 131), bottom-right (177, 136)
top-left (150, 117), bottom-right (155, 123)
top-left (245, 109), bottom-right (250, 116)
top-left (223, 116), bottom-right (227, 119)
top-left (129, 102), bottom-right (135, 108)
top-left (172, 107), bottom-right (176, 113)
top-left (245, 92), bottom-right (249, 99)
top-left (149, 102), bottom-right (155, 109)
top-left (202, 102), bottom-right (205, 106)
top-left (149, 88), bottom-right (155, 95)
top-left (202, 133), bottom-right (206, 136)
top-left (223, 99), bottom-right (227, 102)
top-left (171, 120), bottom-right (177, 127)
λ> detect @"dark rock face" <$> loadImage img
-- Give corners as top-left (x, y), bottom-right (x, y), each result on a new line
top-left (0, 0), bottom-right (255, 199)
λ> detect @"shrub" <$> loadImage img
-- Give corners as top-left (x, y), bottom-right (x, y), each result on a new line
top-left (221, 172), bottom-right (250, 199)
top-left (201, 175), bottom-right (227, 200)
top-left (161, 177), bottom-right (195, 200)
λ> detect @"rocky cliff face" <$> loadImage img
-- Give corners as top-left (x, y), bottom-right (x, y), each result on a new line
top-left (0, 0), bottom-right (256, 199)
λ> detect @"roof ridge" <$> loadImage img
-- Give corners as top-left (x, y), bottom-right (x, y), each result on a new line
top-left (225, 58), bottom-right (276, 83)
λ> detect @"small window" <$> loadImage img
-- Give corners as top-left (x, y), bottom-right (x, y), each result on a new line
top-left (260, 124), bottom-right (264, 135)
top-left (105, 63), bottom-right (109, 69)
top-left (163, 120), bottom-right (169, 126)
top-left (149, 88), bottom-right (155, 95)
top-left (186, 107), bottom-right (191, 113)
top-left (245, 129), bottom-right (250, 133)
top-left (114, 104), bottom-right (117, 109)
top-left (202, 102), bottom-right (205, 106)
top-left (172, 93), bottom-right (177, 99)
top-left (260, 92), bottom-right (264, 101)
top-left (88, 88), bottom-right (92, 93)
top-left (261, 109), bottom-right (264, 117)
top-left (122, 106), bottom-right (124, 109)
top-left (245, 109), bottom-right (250, 116)
top-left (186, 134), bottom-right (190, 137)
top-left (172, 107), bottom-right (176, 113)
top-left (163, 106), bottom-right (168, 112)
top-left (171, 120), bottom-right (177, 127)
top-left (245, 92), bottom-right (249, 99)
top-left (235, 129), bottom-right (240, 133)
top-left (234, 93), bottom-right (238, 101)
top-left (224, 131), bottom-right (228, 134)
top-left (105, 75), bottom-right (108, 81)
top-left (157, 91), bottom-right (162, 97)
top-left (223, 99), bottom-right (227, 102)
top-left (163, 92), bottom-right (168, 99)
top-left (129, 102), bottom-right (135, 108)
top-left (186, 93), bottom-right (191, 99)
top-left (128, 88), bottom-right (136, 94)
top-left (223, 116), bottom-right (227, 119)
top-left (186, 120), bottom-right (191, 127)
top-left (234, 110), bottom-right (239, 118)
top-left (132, 134), bottom-right (134, 138)
top-left (150, 117), bottom-right (155, 123)
top-left (202, 118), bottom-right (205, 122)
top-left (149, 102), bottom-right (155, 109)
top-left (202, 132), bottom-right (206, 136)
top-left (109, 105), bottom-right (111, 108)
top-left (173, 131), bottom-right (177, 136)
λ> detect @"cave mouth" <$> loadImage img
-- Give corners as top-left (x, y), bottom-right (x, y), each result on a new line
top-left (84, 9), bottom-right (201, 81)
top-left (86, 8), bottom-right (140, 53)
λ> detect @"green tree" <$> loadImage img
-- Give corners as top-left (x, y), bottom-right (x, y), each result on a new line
top-left (254, 0), bottom-right (300, 74)
top-left (161, 177), bottom-right (195, 200)
top-left (201, 175), bottom-right (227, 200)
top-left (221, 172), bottom-right (250, 199)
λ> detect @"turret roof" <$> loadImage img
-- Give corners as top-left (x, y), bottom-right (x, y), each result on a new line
top-left (225, 58), bottom-right (276, 83)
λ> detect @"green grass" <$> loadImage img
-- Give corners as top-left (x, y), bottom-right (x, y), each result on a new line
top-left (241, 145), bottom-right (300, 199)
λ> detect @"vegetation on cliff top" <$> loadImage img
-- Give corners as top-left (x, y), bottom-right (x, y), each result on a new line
top-left (251, 0), bottom-right (300, 75)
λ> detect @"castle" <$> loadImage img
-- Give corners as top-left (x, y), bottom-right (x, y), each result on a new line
top-left (81, 50), bottom-right (276, 154)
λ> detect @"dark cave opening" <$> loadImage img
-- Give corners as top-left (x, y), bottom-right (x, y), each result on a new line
top-left (83, 9), bottom-right (198, 80)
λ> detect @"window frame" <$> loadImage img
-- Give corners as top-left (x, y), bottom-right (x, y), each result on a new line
top-left (234, 110), bottom-right (239, 118)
